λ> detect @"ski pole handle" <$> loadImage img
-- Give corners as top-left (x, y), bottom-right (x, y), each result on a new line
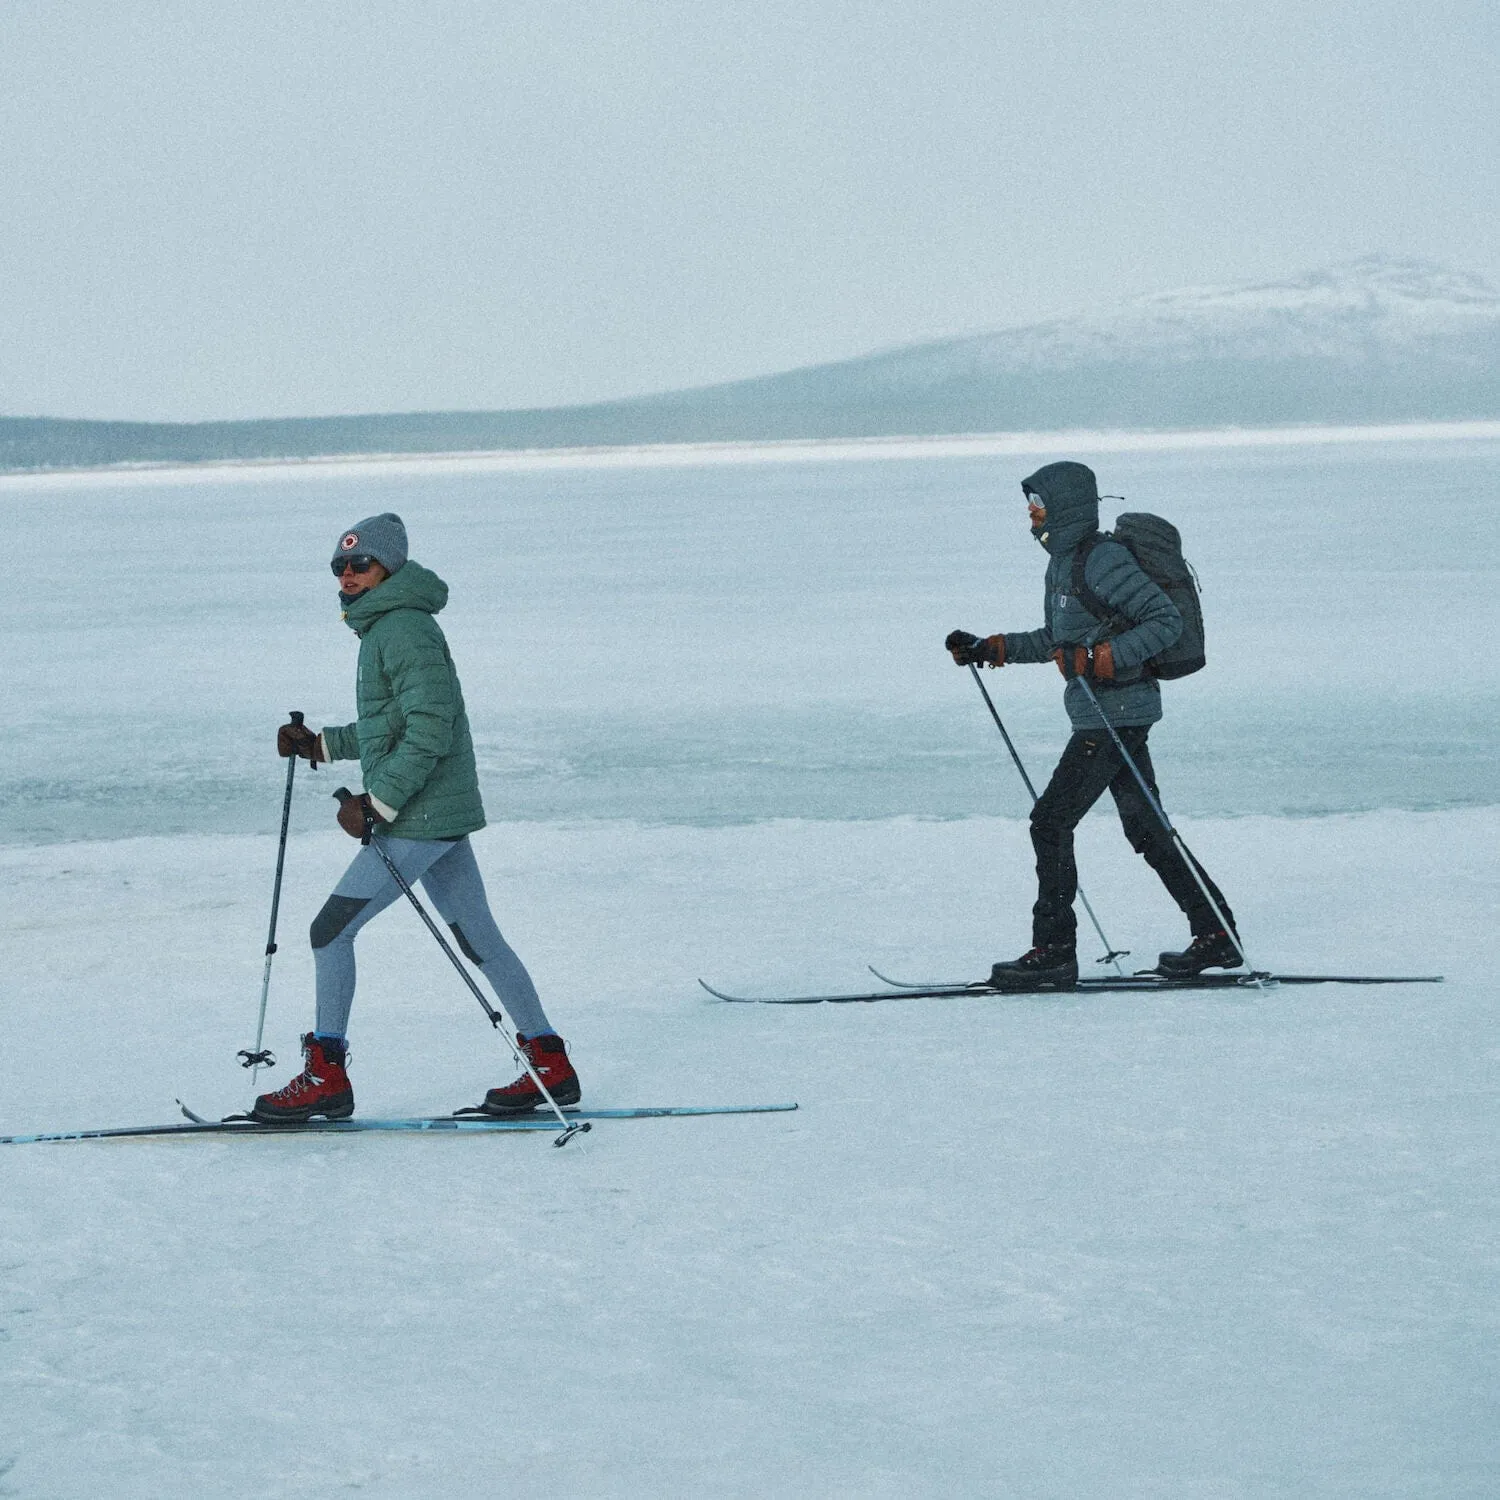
top-left (288, 708), bottom-right (317, 771)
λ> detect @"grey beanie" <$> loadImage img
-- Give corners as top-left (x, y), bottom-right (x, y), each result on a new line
top-left (332, 512), bottom-right (408, 574)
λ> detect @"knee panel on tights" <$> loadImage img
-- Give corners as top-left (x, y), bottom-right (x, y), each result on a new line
top-left (310, 895), bottom-right (371, 950)
top-left (449, 922), bottom-right (484, 966)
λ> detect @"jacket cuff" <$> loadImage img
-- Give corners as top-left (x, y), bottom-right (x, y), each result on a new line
top-left (321, 723), bottom-right (358, 762)
top-left (368, 792), bottom-right (399, 823)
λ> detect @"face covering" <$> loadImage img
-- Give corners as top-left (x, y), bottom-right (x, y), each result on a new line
top-left (1027, 496), bottom-right (1048, 545)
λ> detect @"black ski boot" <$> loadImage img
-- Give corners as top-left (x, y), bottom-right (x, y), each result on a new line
top-left (1156, 929), bottom-right (1243, 977)
top-left (987, 944), bottom-right (1079, 993)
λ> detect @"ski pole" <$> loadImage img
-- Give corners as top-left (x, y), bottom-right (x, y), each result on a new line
top-left (1071, 676), bottom-right (1261, 979)
top-left (967, 665), bottom-right (1128, 975)
top-left (332, 788), bottom-right (587, 1145)
top-left (240, 710), bottom-right (309, 1081)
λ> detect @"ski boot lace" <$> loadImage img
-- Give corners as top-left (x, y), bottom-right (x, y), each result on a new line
top-left (268, 1040), bottom-right (349, 1102)
top-left (266, 1069), bottom-right (314, 1104)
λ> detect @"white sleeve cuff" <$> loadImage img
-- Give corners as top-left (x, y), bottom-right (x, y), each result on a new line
top-left (369, 792), bottom-right (399, 823)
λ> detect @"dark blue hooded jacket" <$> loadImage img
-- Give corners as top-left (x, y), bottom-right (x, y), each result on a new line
top-left (1003, 461), bottom-right (1182, 730)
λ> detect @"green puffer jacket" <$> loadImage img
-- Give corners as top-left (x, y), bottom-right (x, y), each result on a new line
top-left (321, 561), bottom-right (486, 840)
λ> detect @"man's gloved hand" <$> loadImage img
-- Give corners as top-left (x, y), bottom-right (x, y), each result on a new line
top-left (945, 630), bottom-right (1006, 667)
top-left (277, 720), bottom-right (322, 763)
top-left (336, 792), bottom-right (384, 840)
top-left (1052, 642), bottom-right (1115, 681)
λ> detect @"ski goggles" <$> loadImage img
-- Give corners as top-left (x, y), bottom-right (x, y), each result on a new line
top-left (331, 555), bottom-right (379, 577)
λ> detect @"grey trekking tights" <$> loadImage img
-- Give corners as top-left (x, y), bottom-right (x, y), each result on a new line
top-left (309, 835), bottom-right (554, 1040)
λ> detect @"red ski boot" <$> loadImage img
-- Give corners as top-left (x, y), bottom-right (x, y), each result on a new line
top-left (482, 1034), bottom-right (581, 1115)
top-left (252, 1034), bottom-right (354, 1123)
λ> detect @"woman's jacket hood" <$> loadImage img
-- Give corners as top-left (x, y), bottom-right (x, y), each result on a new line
top-left (341, 560), bottom-right (448, 635)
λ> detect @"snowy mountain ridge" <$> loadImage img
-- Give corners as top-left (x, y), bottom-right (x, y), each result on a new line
top-left (722, 257), bottom-right (1500, 398)
top-left (3, 257), bottom-right (1498, 470)
top-left (634, 254), bottom-right (1500, 433)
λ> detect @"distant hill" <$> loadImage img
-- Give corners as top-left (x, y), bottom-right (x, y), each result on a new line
top-left (4, 256), bottom-right (1498, 472)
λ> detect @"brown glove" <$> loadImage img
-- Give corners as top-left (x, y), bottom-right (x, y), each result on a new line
top-left (277, 720), bottom-right (322, 763)
top-left (1052, 642), bottom-right (1114, 681)
top-left (945, 630), bottom-right (1006, 667)
top-left (336, 792), bottom-right (384, 840)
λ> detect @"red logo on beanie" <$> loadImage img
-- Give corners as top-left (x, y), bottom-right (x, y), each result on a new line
top-left (340, 533), bottom-right (360, 551)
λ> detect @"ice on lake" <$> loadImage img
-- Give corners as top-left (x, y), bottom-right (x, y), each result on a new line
top-left (3, 431), bottom-right (1498, 843)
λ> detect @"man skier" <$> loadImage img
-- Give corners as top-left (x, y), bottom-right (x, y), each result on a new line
top-left (945, 461), bottom-right (1239, 991)
top-left (253, 512), bottom-right (580, 1122)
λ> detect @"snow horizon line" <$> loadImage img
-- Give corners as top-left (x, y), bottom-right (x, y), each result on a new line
top-left (2, 417), bottom-right (1498, 490)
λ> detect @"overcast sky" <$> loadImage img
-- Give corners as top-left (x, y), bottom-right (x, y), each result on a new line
top-left (1, 1), bottom-right (1495, 422)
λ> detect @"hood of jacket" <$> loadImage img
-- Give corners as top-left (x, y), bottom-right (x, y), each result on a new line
top-left (340, 559), bottom-right (449, 636)
top-left (1022, 460), bottom-right (1100, 556)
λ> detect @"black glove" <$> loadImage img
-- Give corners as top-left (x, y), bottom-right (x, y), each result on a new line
top-left (277, 720), bottom-right (322, 763)
top-left (945, 630), bottom-right (1005, 667)
top-left (336, 792), bottom-right (384, 841)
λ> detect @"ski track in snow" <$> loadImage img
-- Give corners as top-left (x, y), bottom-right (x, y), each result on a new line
top-left (1, 810), bottom-right (1496, 1498)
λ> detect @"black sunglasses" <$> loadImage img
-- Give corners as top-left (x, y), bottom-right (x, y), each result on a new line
top-left (332, 555), bottom-right (379, 577)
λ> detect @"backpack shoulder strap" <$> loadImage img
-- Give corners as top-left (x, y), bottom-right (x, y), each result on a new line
top-left (1070, 532), bottom-right (1132, 634)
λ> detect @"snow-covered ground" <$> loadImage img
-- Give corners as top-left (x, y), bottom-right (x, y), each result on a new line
top-left (1, 810), bottom-right (1496, 1497)
top-left (2, 431), bottom-right (1498, 1496)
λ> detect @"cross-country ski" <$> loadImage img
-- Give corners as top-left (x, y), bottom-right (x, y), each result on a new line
top-left (863, 963), bottom-right (1446, 992)
top-left (700, 973), bottom-right (1444, 1005)
top-left (0, 1102), bottom-right (799, 1148)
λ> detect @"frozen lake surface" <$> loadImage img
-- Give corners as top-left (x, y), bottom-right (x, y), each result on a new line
top-left (1, 431), bottom-right (1496, 1496)
top-left (3, 429), bottom-right (1498, 842)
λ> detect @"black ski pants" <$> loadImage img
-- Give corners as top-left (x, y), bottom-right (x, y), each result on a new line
top-left (1030, 725), bottom-right (1234, 950)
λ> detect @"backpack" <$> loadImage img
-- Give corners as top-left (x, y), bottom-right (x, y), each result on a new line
top-left (1070, 512), bottom-right (1206, 679)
